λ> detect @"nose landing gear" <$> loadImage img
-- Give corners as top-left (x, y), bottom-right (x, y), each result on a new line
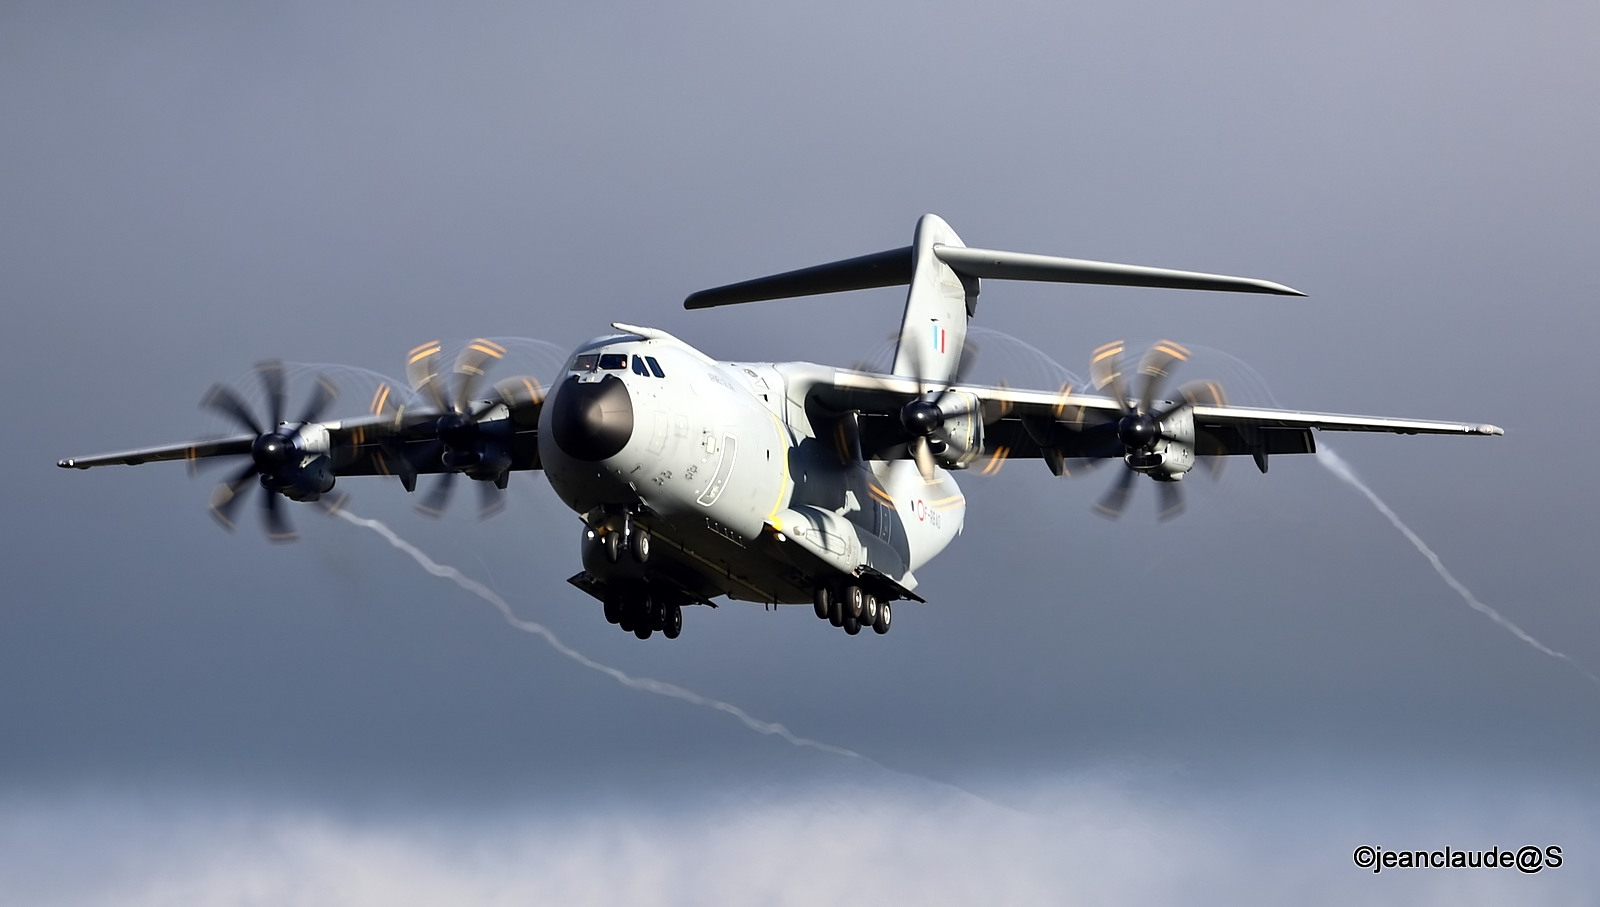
top-left (595, 509), bottom-right (651, 565)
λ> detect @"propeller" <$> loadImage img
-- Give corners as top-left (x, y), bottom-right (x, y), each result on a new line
top-left (391, 338), bottom-right (534, 518)
top-left (199, 360), bottom-right (340, 542)
top-left (1075, 340), bottom-right (1224, 521)
top-left (895, 337), bottom-right (981, 483)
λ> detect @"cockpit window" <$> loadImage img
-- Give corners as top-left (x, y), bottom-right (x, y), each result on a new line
top-left (599, 353), bottom-right (628, 370)
top-left (632, 355), bottom-right (650, 376)
top-left (571, 353), bottom-right (599, 372)
top-left (645, 356), bottom-right (665, 378)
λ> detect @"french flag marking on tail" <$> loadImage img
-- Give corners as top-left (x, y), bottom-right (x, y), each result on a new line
top-left (932, 323), bottom-right (946, 355)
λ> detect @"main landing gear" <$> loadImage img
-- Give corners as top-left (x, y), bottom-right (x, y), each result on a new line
top-left (604, 587), bottom-right (682, 640)
top-left (813, 584), bottom-right (891, 637)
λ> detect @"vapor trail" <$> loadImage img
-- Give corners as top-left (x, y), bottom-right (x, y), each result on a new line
top-left (1316, 445), bottom-right (1600, 687)
top-left (333, 510), bottom-right (866, 759)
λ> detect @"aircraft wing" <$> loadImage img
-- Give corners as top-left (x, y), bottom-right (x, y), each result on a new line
top-left (807, 367), bottom-right (1501, 471)
top-left (58, 405), bottom-right (546, 479)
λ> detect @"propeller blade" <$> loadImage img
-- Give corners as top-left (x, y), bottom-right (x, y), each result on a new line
top-left (493, 375), bottom-right (547, 416)
top-left (1195, 428), bottom-right (1226, 481)
top-left (208, 461), bottom-right (259, 530)
top-left (261, 488), bottom-right (297, 543)
top-left (416, 471), bottom-right (456, 517)
top-left (950, 337), bottom-right (979, 386)
top-left (979, 444), bottom-right (1012, 476)
top-left (293, 374), bottom-right (339, 427)
top-left (406, 341), bottom-right (448, 413)
top-left (201, 384), bottom-right (264, 436)
top-left (910, 436), bottom-right (937, 483)
top-left (1090, 341), bottom-right (1131, 411)
top-left (186, 444), bottom-right (243, 477)
top-left (1157, 480), bottom-right (1184, 521)
top-left (1176, 378), bottom-right (1228, 408)
top-left (373, 438), bottom-right (420, 492)
top-left (256, 359), bottom-right (287, 428)
top-left (316, 490), bottom-right (350, 516)
top-left (1137, 340), bottom-right (1189, 413)
top-left (454, 338), bottom-right (507, 413)
top-left (1094, 467), bottom-right (1137, 519)
top-left (1179, 381), bottom-right (1228, 481)
top-left (477, 480), bottom-right (506, 519)
top-left (832, 411), bottom-right (863, 466)
top-left (1062, 456), bottom-right (1108, 477)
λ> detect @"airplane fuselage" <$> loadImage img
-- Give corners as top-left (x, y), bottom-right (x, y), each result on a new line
top-left (537, 326), bottom-right (964, 624)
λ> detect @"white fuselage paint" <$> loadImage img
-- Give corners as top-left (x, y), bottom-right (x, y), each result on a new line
top-left (537, 330), bottom-right (965, 606)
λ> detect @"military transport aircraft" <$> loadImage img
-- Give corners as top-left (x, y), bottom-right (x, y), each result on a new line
top-left (58, 215), bottom-right (1502, 640)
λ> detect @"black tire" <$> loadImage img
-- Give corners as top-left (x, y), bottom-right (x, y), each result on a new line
top-left (873, 600), bottom-right (892, 635)
top-left (634, 625), bottom-right (653, 639)
top-left (631, 528), bottom-right (651, 564)
top-left (828, 597), bottom-right (843, 627)
top-left (662, 603), bottom-right (682, 639)
top-left (842, 612), bottom-right (861, 635)
top-left (860, 593), bottom-right (879, 627)
top-left (604, 531), bottom-right (621, 564)
top-left (813, 587), bottom-right (830, 620)
top-left (844, 585), bottom-right (864, 620)
top-left (603, 594), bottom-right (622, 625)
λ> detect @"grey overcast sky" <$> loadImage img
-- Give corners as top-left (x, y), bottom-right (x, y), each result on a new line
top-left (4, 1), bottom-right (1599, 903)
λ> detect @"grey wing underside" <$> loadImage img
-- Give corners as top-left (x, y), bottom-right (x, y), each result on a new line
top-left (57, 412), bottom-right (545, 475)
top-left (807, 369), bottom-right (1502, 464)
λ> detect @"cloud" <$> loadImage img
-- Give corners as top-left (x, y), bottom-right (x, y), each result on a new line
top-left (4, 776), bottom-right (1592, 906)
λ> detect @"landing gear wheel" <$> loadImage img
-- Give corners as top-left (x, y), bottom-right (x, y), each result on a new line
top-left (662, 602), bottom-right (682, 639)
top-left (603, 594), bottom-right (623, 625)
top-left (634, 625), bottom-right (653, 639)
top-left (828, 597), bottom-right (843, 627)
top-left (842, 612), bottom-right (861, 635)
top-left (844, 585), bottom-right (864, 620)
top-left (813, 587), bottom-right (831, 621)
top-left (630, 528), bottom-right (651, 564)
top-left (860, 593), bottom-right (879, 627)
top-left (873, 600), bottom-right (892, 635)
top-left (604, 531), bottom-right (621, 564)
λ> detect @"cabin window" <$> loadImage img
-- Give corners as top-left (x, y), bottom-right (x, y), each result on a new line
top-left (645, 356), bottom-right (666, 378)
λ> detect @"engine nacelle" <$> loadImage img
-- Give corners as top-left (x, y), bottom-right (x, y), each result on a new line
top-left (264, 453), bottom-right (336, 502)
top-left (929, 391), bottom-right (983, 470)
top-left (1139, 405), bottom-right (1196, 481)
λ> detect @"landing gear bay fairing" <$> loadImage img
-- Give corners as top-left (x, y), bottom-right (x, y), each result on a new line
top-left (59, 216), bottom-right (1501, 639)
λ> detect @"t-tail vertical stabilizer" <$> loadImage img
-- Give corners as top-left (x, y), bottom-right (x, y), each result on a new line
top-left (889, 214), bottom-right (976, 387)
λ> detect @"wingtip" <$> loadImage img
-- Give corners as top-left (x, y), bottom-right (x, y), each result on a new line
top-left (57, 458), bottom-right (73, 468)
top-left (1480, 424), bottom-right (1505, 436)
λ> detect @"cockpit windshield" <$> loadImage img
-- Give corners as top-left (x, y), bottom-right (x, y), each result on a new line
top-left (570, 352), bottom-right (630, 372)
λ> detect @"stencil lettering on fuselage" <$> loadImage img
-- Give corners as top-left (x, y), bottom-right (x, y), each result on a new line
top-left (697, 434), bottom-right (738, 506)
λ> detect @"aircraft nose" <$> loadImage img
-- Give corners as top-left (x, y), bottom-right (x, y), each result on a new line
top-left (550, 374), bottom-right (634, 461)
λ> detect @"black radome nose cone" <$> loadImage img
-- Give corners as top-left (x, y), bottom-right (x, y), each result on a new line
top-left (551, 374), bottom-right (634, 461)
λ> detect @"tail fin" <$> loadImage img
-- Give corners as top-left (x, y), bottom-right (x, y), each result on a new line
top-left (683, 214), bottom-right (1305, 386)
top-left (889, 214), bottom-right (974, 386)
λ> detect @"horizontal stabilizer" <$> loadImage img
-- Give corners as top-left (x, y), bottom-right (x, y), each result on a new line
top-left (684, 246), bottom-right (912, 309)
top-left (683, 219), bottom-right (1305, 309)
top-left (931, 246), bottom-right (1305, 296)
